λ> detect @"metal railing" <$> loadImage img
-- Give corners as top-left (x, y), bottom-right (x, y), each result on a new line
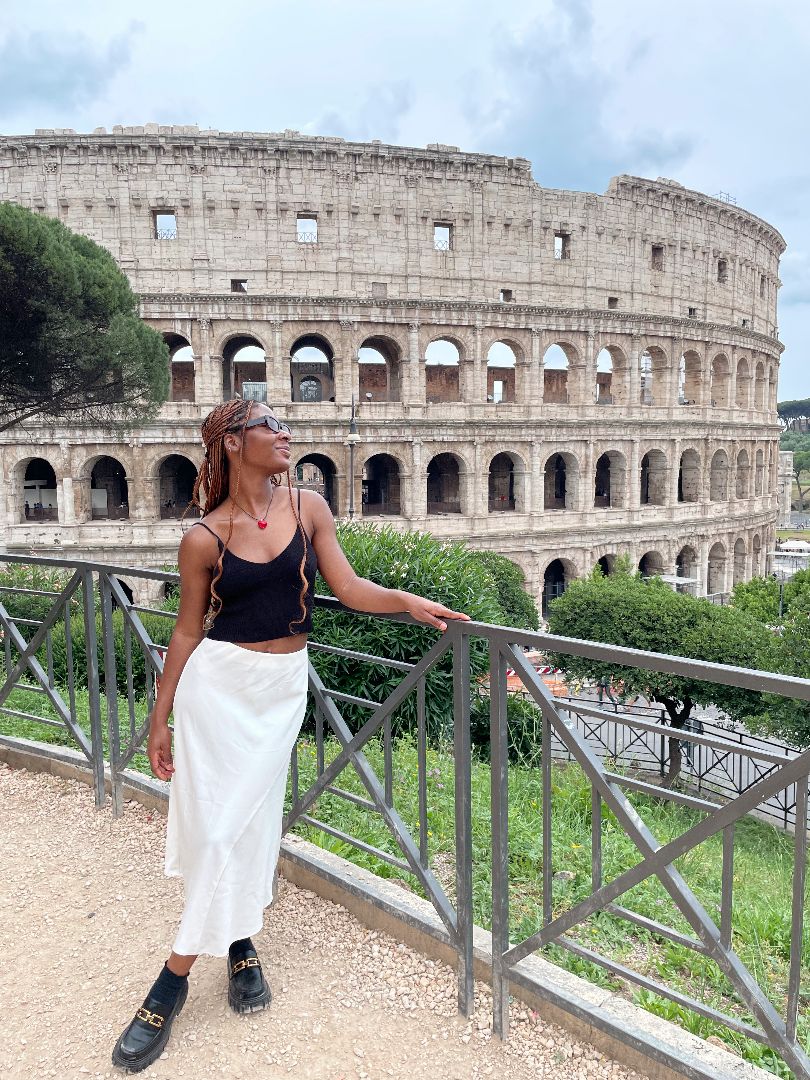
top-left (0, 553), bottom-right (808, 1077)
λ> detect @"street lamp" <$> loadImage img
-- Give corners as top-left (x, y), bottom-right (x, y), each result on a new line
top-left (346, 394), bottom-right (360, 520)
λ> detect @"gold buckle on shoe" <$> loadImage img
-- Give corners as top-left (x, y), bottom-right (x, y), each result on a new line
top-left (231, 957), bottom-right (260, 976)
top-left (135, 1007), bottom-right (165, 1028)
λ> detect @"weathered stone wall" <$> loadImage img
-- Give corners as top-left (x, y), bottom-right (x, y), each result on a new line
top-left (0, 126), bottom-right (785, 609)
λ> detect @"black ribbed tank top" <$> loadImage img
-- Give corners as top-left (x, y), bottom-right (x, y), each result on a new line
top-left (195, 494), bottom-right (317, 642)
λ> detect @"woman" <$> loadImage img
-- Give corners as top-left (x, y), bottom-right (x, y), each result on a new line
top-left (112, 397), bottom-right (468, 1073)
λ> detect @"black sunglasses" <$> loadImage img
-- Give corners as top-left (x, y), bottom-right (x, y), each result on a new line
top-left (242, 415), bottom-right (292, 435)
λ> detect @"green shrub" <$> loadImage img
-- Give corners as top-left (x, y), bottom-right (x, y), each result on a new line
top-left (467, 550), bottom-right (539, 630)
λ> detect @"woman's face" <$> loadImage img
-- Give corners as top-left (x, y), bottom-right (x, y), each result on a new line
top-left (225, 404), bottom-right (292, 475)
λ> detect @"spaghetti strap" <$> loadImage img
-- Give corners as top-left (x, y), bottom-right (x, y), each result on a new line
top-left (297, 487), bottom-right (301, 512)
top-left (193, 520), bottom-right (224, 550)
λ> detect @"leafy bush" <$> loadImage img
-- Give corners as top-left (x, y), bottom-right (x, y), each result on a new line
top-left (467, 550), bottom-right (539, 630)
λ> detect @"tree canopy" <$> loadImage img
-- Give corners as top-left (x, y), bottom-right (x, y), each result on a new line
top-left (0, 202), bottom-right (170, 431)
top-left (545, 563), bottom-right (774, 780)
top-left (777, 398), bottom-right (810, 431)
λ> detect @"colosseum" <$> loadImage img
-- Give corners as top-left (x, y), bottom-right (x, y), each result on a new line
top-left (0, 125), bottom-right (785, 610)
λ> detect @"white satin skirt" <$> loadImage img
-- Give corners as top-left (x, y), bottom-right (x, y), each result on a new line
top-left (164, 637), bottom-right (308, 957)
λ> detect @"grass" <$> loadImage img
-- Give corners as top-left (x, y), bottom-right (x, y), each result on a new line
top-left (2, 690), bottom-right (808, 1077)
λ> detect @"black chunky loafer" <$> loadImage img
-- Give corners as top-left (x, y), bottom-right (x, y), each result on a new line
top-left (111, 979), bottom-right (188, 1073)
top-left (227, 942), bottom-right (271, 1014)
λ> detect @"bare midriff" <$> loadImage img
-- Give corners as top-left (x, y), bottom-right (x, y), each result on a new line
top-left (231, 632), bottom-right (308, 654)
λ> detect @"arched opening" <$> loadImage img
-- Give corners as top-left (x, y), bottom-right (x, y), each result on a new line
top-left (164, 333), bottom-right (195, 403)
top-left (543, 344), bottom-right (571, 404)
top-left (594, 451), bottom-right (626, 508)
top-left (735, 358), bottom-right (751, 410)
top-left (638, 551), bottom-right (665, 579)
top-left (752, 534), bottom-right (762, 576)
top-left (114, 578), bottom-right (135, 605)
top-left (295, 454), bottom-right (338, 513)
top-left (595, 347), bottom-right (627, 405)
top-left (754, 362), bottom-right (766, 410)
top-left (427, 453), bottom-right (462, 513)
top-left (736, 450), bottom-right (751, 499)
top-left (596, 554), bottom-right (616, 576)
top-left (486, 342), bottom-right (517, 404)
top-left (425, 339), bottom-right (461, 404)
top-left (21, 458), bottom-right (58, 521)
top-left (542, 558), bottom-right (572, 617)
top-left (707, 542), bottom-right (727, 598)
top-left (711, 354), bottom-right (731, 408)
top-left (640, 450), bottom-right (667, 506)
top-left (488, 452), bottom-right (518, 511)
top-left (290, 335), bottom-right (334, 403)
top-left (362, 454), bottom-right (401, 516)
top-left (678, 450), bottom-right (701, 503)
top-left (678, 351), bottom-right (701, 405)
top-left (90, 457), bottom-right (129, 520)
top-left (676, 545), bottom-right (699, 593)
top-left (639, 347), bottom-right (666, 406)
top-left (755, 449), bottom-right (765, 496)
top-left (222, 336), bottom-right (266, 401)
top-left (159, 455), bottom-right (199, 519)
top-left (544, 452), bottom-right (576, 511)
top-left (358, 337), bottom-right (401, 403)
top-left (733, 538), bottom-right (747, 586)
top-left (710, 450), bottom-right (729, 501)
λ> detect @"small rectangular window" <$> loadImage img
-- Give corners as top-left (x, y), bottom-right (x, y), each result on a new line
top-left (717, 258), bottom-right (728, 284)
top-left (741, 318), bottom-right (749, 328)
top-left (231, 279), bottom-right (247, 293)
top-left (372, 281), bottom-right (387, 299)
top-left (688, 306), bottom-right (698, 318)
top-left (297, 215), bottom-right (318, 243)
top-left (760, 274), bottom-right (766, 299)
top-left (153, 211), bottom-right (177, 240)
top-left (651, 244), bottom-right (664, 271)
top-left (434, 222), bottom-right (453, 250)
top-left (607, 296), bottom-right (618, 309)
top-left (554, 232), bottom-right (570, 259)
top-left (500, 288), bottom-right (514, 302)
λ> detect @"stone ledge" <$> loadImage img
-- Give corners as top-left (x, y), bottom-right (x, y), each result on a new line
top-left (0, 734), bottom-right (774, 1080)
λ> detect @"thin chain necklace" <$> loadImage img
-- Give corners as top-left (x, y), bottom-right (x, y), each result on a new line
top-left (231, 488), bottom-right (274, 529)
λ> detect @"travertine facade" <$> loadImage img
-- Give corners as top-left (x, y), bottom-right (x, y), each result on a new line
top-left (0, 125), bottom-right (785, 609)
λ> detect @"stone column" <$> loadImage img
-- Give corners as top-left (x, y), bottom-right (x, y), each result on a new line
top-left (531, 441), bottom-right (544, 513)
top-left (473, 441), bottom-right (487, 517)
top-left (61, 477), bottom-right (76, 525)
top-left (580, 442), bottom-right (595, 512)
top-left (628, 337), bottom-right (641, 407)
top-left (628, 439), bottom-right (641, 510)
top-left (267, 319), bottom-right (287, 407)
top-left (728, 442), bottom-right (737, 504)
top-left (584, 331), bottom-right (597, 405)
top-left (698, 538), bottom-right (709, 597)
top-left (406, 322), bottom-right (422, 405)
top-left (409, 439), bottom-right (426, 518)
top-left (333, 320), bottom-right (356, 406)
top-left (531, 329), bottom-right (545, 407)
top-left (193, 318), bottom-right (219, 405)
top-left (470, 327), bottom-right (484, 403)
top-left (129, 475), bottom-right (159, 523)
top-left (670, 438), bottom-right (682, 506)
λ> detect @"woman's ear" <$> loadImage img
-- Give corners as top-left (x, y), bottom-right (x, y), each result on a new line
top-left (224, 435), bottom-right (240, 454)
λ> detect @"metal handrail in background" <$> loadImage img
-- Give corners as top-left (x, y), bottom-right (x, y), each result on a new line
top-left (0, 553), bottom-right (808, 1077)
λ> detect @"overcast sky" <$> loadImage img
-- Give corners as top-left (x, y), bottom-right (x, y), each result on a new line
top-left (1, 0), bottom-right (808, 397)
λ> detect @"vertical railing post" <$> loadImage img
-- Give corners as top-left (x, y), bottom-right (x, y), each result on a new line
top-left (81, 568), bottom-right (106, 809)
top-left (452, 625), bottom-right (474, 1017)
top-left (490, 640), bottom-right (510, 1038)
top-left (99, 573), bottom-right (124, 818)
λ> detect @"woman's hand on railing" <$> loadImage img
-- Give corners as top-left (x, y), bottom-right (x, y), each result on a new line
top-left (403, 595), bottom-right (470, 633)
top-left (147, 717), bottom-right (175, 781)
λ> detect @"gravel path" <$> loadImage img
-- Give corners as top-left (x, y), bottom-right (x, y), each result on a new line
top-left (0, 762), bottom-right (643, 1080)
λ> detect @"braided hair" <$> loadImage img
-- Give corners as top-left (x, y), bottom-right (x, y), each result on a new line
top-left (184, 397), bottom-right (310, 634)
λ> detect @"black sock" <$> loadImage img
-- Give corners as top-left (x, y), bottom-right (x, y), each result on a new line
top-left (149, 961), bottom-right (188, 1010)
top-left (229, 937), bottom-right (254, 954)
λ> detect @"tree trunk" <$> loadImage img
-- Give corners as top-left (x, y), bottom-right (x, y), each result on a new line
top-left (661, 697), bottom-right (693, 787)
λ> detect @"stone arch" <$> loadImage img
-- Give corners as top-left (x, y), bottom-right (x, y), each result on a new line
top-left (754, 361), bottom-right (766, 410)
top-left (711, 354), bottom-right (731, 407)
top-left (221, 334), bottom-right (268, 400)
top-left (639, 345), bottom-right (667, 406)
top-left (596, 553), bottom-right (616, 576)
top-left (362, 453), bottom-right (402, 516)
top-left (594, 450), bottom-right (627, 509)
top-left (736, 449), bottom-right (751, 499)
top-left (595, 345), bottom-right (628, 406)
top-left (640, 449), bottom-right (667, 506)
top-left (358, 336), bottom-right (402, 403)
top-left (735, 357), bottom-right (751, 410)
top-left (295, 452), bottom-right (338, 513)
top-left (752, 533), bottom-right (763, 576)
top-left (290, 334), bottom-right (335, 403)
top-left (81, 455), bottom-right (129, 521)
top-left (425, 337), bottom-right (462, 404)
top-left (755, 448), bottom-right (766, 496)
top-left (427, 452), bottom-right (467, 514)
top-left (733, 537), bottom-right (747, 586)
top-left (678, 350), bottom-right (702, 405)
top-left (163, 332), bottom-right (196, 403)
top-left (638, 550), bottom-right (666, 578)
top-left (541, 557), bottom-right (578, 618)
top-left (488, 450), bottom-right (526, 512)
top-left (543, 450), bottom-right (579, 511)
top-left (158, 454), bottom-right (199, 519)
top-left (707, 542), bottom-right (728, 598)
top-left (486, 341), bottom-right (517, 404)
top-left (543, 342), bottom-right (576, 404)
top-left (710, 450), bottom-right (730, 501)
top-left (678, 449), bottom-right (701, 503)
top-left (18, 457), bottom-right (59, 522)
top-left (676, 545), bottom-right (699, 589)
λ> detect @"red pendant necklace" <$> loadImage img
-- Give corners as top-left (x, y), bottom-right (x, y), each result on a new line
top-left (231, 489), bottom-right (274, 529)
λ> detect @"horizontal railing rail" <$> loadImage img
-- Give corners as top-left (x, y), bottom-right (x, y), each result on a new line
top-left (0, 552), bottom-right (808, 1077)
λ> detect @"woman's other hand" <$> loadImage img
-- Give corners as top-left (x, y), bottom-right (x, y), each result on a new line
top-left (404, 596), bottom-right (470, 632)
top-left (147, 717), bottom-right (175, 781)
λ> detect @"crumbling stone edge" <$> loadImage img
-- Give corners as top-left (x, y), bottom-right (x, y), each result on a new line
top-left (0, 736), bottom-right (771, 1080)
